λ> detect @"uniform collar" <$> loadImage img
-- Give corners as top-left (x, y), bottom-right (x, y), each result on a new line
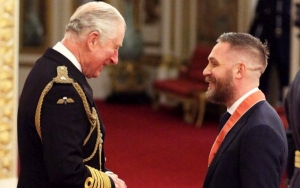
top-left (53, 42), bottom-right (82, 72)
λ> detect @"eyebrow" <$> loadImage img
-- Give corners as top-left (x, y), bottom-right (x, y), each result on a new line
top-left (208, 57), bottom-right (218, 63)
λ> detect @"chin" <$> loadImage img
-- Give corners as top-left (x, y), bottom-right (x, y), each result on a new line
top-left (207, 86), bottom-right (214, 93)
top-left (206, 89), bottom-right (216, 99)
top-left (93, 72), bottom-right (101, 78)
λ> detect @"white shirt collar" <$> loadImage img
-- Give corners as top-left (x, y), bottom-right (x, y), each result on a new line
top-left (52, 42), bottom-right (82, 72)
top-left (227, 87), bottom-right (259, 115)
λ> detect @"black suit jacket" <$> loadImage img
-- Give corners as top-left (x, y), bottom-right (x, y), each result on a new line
top-left (285, 68), bottom-right (300, 188)
top-left (203, 101), bottom-right (288, 188)
top-left (17, 48), bottom-right (113, 188)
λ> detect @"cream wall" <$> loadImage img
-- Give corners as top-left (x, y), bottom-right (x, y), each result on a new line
top-left (18, 0), bottom-right (264, 100)
top-left (19, 0), bottom-right (300, 97)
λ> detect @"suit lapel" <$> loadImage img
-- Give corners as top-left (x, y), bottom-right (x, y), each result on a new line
top-left (203, 102), bottom-right (264, 187)
top-left (203, 116), bottom-right (249, 187)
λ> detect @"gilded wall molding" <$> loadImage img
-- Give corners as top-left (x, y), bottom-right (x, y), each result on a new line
top-left (0, 0), bottom-right (18, 179)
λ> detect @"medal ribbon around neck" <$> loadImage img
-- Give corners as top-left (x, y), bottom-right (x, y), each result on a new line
top-left (208, 90), bottom-right (266, 166)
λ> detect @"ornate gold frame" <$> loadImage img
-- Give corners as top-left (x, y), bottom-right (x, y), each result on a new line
top-left (0, 0), bottom-right (18, 180)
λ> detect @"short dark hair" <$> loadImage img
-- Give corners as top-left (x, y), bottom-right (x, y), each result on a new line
top-left (217, 32), bottom-right (269, 74)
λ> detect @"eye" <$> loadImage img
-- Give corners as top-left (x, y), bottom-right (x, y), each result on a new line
top-left (211, 62), bottom-right (218, 67)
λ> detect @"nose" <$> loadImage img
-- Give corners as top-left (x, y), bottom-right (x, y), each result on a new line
top-left (203, 64), bottom-right (210, 76)
top-left (111, 50), bottom-right (118, 65)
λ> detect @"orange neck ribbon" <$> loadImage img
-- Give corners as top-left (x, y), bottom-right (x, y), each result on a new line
top-left (208, 90), bottom-right (265, 166)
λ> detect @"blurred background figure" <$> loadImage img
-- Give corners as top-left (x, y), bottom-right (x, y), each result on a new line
top-left (249, 0), bottom-right (291, 106)
top-left (284, 66), bottom-right (300, 188)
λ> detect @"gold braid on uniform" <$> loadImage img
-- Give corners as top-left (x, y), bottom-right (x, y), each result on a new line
top-left (295, 150), bottom-right (300, 168)
top-left (35, 66), bottom-right (104, 170)
top-left (85, 166), bottom-right (111, 188)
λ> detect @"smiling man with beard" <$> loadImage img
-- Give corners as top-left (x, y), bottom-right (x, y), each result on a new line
top-left (202, 32), bottom-right (288, 188)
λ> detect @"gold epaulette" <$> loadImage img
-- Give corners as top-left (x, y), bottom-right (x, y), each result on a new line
top-left (85, 165), bottom-right (112, 188)
top-left (34, 66), bottom-right (103, 169)
top-left (53, 66), bottom-right (74, 84)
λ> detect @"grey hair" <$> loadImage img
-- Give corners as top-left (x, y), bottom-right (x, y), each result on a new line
top-left (217, 32), bottom-right (269, 75)
top-left (66, 1), bottom-right (126, 44)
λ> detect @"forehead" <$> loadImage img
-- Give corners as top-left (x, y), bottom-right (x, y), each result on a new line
top-left (209, 42), bottom-right (231, 57)
top-left (113, 24), bottom-right (125, 46)
top-left (208, 42), bottom-right (234, 63)
top-left (103, 24), bottom-right (125, 47)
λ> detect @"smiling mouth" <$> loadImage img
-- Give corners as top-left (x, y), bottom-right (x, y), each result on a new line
top-left (207, 83), bottom-right (213, 90)
top-left (205, 76), bottom-right (215, 84)
top-left (205, 78), bottom-right (215, 91)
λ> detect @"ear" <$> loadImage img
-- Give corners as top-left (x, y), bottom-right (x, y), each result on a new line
top-left (235, 62), bottom-right (246, 79)
top-left (87, 31), bottom-right (99, 50)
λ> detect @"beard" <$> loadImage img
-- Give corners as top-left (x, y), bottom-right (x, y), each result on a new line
top-left (205, 70), bottom-right (235, 105)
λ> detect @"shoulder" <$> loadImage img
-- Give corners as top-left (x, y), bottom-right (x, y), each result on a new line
top-left (246, 101), bottom-right (281, 124)
top-left (241, 101), bottom-right (286, 137)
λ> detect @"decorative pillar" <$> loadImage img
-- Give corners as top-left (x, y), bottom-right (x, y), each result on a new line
top-left (188, 0), bottom-right (198, 56)
top-left (51, 0), bottom-right (73, 45)
top-left (290, 0), bottom-right (300, 82)
top-left (154, 0), bottom-right (172, 81)
top-left (0, 0), bottom-right (19, 187)
top-left (161, 0), bottom-right (172, 66)
top-left (237, 0), bottom-right (256, 32)
top-left (174, 0), bottom-right (183, 64)
top-left (159, 0), bottom-right (199, 79)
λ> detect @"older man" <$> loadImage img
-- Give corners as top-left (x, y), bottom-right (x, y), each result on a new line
top-left (17, 2), bottom-right (126, 188)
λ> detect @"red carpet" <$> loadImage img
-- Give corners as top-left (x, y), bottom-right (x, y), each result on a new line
top-left (96, 101), bottom-right (288, 188)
